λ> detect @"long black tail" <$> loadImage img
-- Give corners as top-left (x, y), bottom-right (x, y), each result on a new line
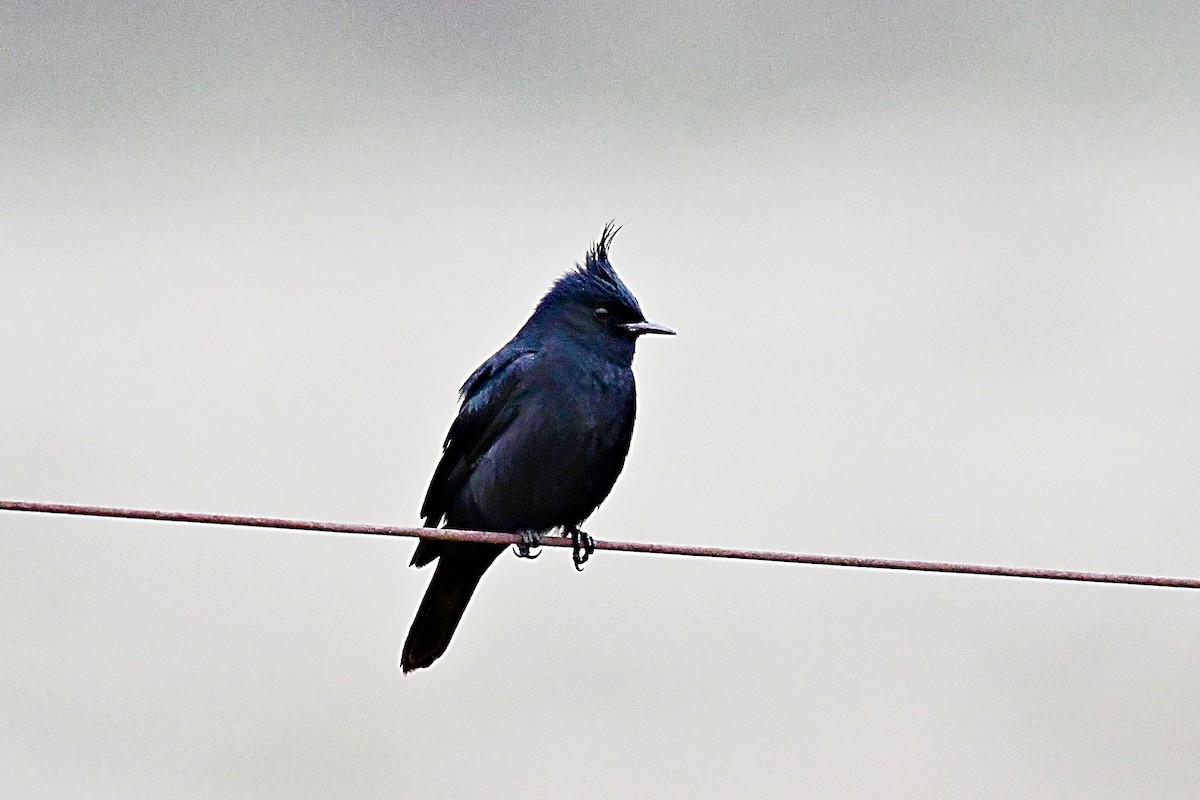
top-left (401, 542), bottom-right (503, 673)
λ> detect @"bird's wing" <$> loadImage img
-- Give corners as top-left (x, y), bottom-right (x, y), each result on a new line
top-left (418, 346), bottom-right (538, 531)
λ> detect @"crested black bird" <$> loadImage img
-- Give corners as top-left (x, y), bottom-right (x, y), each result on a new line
top-left (401, 224), bottom-right (673, 673)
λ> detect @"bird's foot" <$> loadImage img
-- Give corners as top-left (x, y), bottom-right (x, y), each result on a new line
top-left (512, 529), bottom-right (544, 559)
top-left (568, 526), bottom-right (596, 571)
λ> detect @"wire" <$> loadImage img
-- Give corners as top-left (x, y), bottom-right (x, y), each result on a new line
top-left (2, 499), bottom-right (1198, 590)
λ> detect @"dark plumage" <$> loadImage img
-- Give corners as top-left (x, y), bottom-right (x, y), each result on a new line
top-left (401, 224), bottom-right (674, 673)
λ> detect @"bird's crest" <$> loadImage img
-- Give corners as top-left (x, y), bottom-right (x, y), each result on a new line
top-left (583, 222), bottom-right (622, 283)
top-left (532, 223), bottom-right (643, 318)
top-left (564, 224), bottom-right (648, 309)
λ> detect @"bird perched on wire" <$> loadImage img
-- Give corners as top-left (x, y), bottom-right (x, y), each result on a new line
top-left (401, 224), bottom-right (674, 673)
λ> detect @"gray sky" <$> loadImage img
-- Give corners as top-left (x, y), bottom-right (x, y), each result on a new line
top-left (2, 2), bottom-right (1199, 797)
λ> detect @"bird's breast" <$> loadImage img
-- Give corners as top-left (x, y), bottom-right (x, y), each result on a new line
top-left (457, 358), bottom-right (637, 532)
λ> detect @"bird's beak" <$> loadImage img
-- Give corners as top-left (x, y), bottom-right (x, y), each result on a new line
top-left (620, 319), bottom-right (676, 336)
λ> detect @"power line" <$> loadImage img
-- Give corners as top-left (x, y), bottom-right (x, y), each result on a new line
top-left (2, 499), bottom-right (1198, 590)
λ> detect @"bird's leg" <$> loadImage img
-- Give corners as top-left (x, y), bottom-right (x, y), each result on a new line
top-left (567, 525), bottom-right (596, 571)
top-left (513, 529), bottom-right (544, 559)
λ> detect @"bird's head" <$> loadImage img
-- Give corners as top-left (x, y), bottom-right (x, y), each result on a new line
top-left (526, 224), bottom-right (674, 359)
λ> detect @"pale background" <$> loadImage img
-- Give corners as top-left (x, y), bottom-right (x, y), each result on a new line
top-left (2, 2), bottom-right (1199, 798)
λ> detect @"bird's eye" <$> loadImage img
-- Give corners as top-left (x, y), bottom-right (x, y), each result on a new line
top-left (593, 307), bottom-right (610, 321)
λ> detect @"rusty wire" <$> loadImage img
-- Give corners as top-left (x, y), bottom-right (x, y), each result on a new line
top-left (2, 499), bottom-right (1198, 590)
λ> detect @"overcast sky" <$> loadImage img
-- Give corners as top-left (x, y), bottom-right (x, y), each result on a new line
top-left (3, 2), bottom-right (1199, 797)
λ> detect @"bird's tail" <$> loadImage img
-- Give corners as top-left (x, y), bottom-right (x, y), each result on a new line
top-left (400, 544), bottom-right (502, 673)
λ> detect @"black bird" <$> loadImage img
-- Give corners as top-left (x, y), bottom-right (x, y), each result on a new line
top-left (401, 225), bottom-right (673, 673)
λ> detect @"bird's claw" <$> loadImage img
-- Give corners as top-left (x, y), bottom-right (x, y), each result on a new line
top-left (512, 529), bottom-right (544, 559)
top-left (569, 526), bottom-right (596, 571)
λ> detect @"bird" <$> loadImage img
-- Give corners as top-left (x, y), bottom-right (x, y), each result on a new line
top-left (400, 224), bottom-right (674, 673)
